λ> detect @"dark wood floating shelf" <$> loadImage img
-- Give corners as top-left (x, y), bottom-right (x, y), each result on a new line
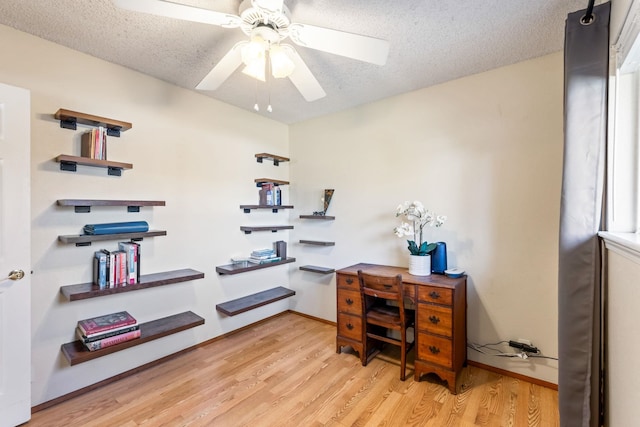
top-left (255, 153), bottom-right (289, 166)
top-left (299, 215), bottom-right (335, 220)
top-left (299, 240), bottom-right (335, 246)
top-left (216, 286), bottom-right (295, 316)
top-left (55, 155), bottom-right (133, 176)
top-left (54, 108), bottom-right (132, 137)
top-left (240, 204), bottom-right (294, 213)
top-left (57, 199), bottom-right (165, 213)
top-left (299, 265), bottom-right (336, 274)
top-left (58, 230), bottom-right (167, 246)
top-left (60, 268), bottom-right (204, 301)
top-left (216, 257), bottom-right (296, 275)
top-left (240, 225), bottom-right (293, 234)
top-left (61, 311), bottom-right (204, 366)
top-left (254, 178), bottom-right (290, 187)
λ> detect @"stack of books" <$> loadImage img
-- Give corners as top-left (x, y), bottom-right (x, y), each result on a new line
top-left (93, 241), bottom-right (140, 288)
top-left (248, 248), bottom-right (281, 264)
top-left (81, 126), bottom-right (108, 160)
top-left (76, 311), bottom-right (140, 351)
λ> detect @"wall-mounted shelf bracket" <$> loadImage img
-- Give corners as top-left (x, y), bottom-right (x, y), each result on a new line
top-left (108, 167), bottom-right (123, 176)
top-left (58, 199), bottom-right (165, 213)
top-left (254, 178), bottom-right (289, 187)
top-left (54, 109), bottom-right (131, 137)
top-left (255, 153), bottom-right (289, 166)
top-left (59, 160), bottom-right (77, 172)
top-left (240, 205), bottom-right (294, 213)
top-left (240, 225), bottom-right (293, 234)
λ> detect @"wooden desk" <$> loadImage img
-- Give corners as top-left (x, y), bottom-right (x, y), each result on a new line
top-left (335, 263), bottom-right (467, 394)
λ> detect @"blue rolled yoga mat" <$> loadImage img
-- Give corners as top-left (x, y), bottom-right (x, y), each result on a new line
top-left (83, 221), bottom-right (149, 235)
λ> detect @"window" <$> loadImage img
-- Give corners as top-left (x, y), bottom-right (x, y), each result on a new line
top-left (608, 1), bottom-right (640, 233)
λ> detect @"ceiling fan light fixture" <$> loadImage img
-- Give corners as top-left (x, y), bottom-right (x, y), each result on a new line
top-left (241, 37), bottom-right (266, 66)
top-left (241, 60), bottom-right (266, 81)
top-left (269, 44), bottom-right (295, 78)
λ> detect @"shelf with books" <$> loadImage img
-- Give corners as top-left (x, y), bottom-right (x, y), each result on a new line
top-left (299, 215), bottom-right (335, 220)
top-left (58, 230), bottom-right (167, 246)
top-left (55, 154), bottom-right (133, 176)
top-left (54, 108), bottom-right (132, 137)
top-left (299, 265), bottom-right (336, 274)
top-left (240, 204), bottom-right (294, 213)
top-left (240, 225), bottom-right (293, 234)
top-left (299, 240), bottom-right (335, 246)
top-left (216, 257), bottom-right (296, 275)
top-left (216, 286), bottom-right (295, 316)
top-left (57, 199), bottom-right (166, 213)
top-left (61, 311), bottom-right (204, 366)
top-left (255, 153), bottom-right (289, 166)
top-left (60, 268), bottom-right (205, 301)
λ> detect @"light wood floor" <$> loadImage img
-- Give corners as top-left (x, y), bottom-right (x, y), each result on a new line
top-left (27, 312), bottom-right (558, 426)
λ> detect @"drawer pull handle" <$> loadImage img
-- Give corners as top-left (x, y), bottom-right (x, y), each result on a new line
top-left (346, 298), bottom-right (354, 305)
top-left (346, 278), bottom-right (354, 284)
top-left (429, 291), bottom-right (441, 299)
top-left (347, 323), bottom-right (354, 330)
top-left (429, 315), bottom-right (440, 324)
top-left (429, 345), bottom-right (440, 355)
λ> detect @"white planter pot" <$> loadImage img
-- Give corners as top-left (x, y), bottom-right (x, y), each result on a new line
top-left (408, 254), bottom-right (431, 276)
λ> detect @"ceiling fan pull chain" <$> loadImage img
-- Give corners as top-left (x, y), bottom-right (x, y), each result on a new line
top-left (267, 45), bottom-right (273, 113)
top-left (253, 78), bottom-right (260, 111)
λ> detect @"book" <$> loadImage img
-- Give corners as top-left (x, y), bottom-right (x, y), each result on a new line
top-left (101, 249), bottom-right (116, 288)
top-left (93, 251), bottom-right (107, 288)
top-left (250, 248), bottom-right (276, 257)
top-left (114, 250), bottom-right (126, 285)
top-left (131, 241), bottom-right (141, 283)
top-left (83, 328), bottom-right (142, 351)
top-left (80, 127), bottom-right (107, 160)
top-left (247, 256), bottom-right (282, 264)
top-left (77, 324), bottom-right (140, 343)
top-left (249, 253), bottom-right (277, 260)
top-left (118, 241), bottom-right (138, 284)
top-left (77, 311), bottom-right (137, 336)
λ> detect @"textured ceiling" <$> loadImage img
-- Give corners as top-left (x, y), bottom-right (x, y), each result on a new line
top-left (0, 0), bottom-right (594, 124)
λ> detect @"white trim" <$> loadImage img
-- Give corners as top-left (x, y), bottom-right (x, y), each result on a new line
top-left (599, 231), bottom-right (640, 264)
top-left (616, 0), bottom-right (640, 73)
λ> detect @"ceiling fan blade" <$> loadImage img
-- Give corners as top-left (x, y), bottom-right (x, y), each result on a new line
top-left (288, 23), bottom-right (389, 66)
top-left (283, 45), bottom-right (326, 102)
top-left (112, 0), bottom-right (242, 28)
top-left (196, 42), bottom-right (247, 90)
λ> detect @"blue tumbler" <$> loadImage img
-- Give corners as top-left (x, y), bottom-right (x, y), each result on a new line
top-left (431, 242), bottom-right (447, 274)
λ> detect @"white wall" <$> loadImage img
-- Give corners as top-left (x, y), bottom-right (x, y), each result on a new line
top-left (289, 52), bottom-right (564, 384)
top-left (0, 24), bottom-right (291, 406)
top-left (1, 21), bottom-right (566, 406)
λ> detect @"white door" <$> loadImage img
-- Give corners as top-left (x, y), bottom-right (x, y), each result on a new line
top-left (0, 83), bottom-right (31, 427)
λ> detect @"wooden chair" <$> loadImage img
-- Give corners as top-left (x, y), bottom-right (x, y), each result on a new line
top-left (357, 270), bottom-right (415, 381)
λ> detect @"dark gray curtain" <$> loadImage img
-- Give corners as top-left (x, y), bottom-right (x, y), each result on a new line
top-left (559, 3), bottom-right (610, 427)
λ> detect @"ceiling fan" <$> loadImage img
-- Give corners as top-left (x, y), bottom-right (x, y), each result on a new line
top-left (112, 0), bottom-right (389, 102)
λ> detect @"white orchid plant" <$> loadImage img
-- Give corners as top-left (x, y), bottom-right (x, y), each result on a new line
top-left (394, 201), bottom-right (446, 256)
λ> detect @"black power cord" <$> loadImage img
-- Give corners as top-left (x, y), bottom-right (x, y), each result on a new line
top-left (508, 340), bottom-right (539, 354)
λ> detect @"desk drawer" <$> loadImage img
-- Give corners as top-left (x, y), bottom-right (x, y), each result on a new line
top-left (337, 289), bottom-right (362, 315)
top-left (337, 274), bottom-right (359, 290)
top-left (417, 333), bottom-right (452, 368)
top-left (417, 304), bottom-right (452, 338)
top-left (337, 313), bottom-right (362, 342)
top-left (417, 286), bottom-right (453, 306)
